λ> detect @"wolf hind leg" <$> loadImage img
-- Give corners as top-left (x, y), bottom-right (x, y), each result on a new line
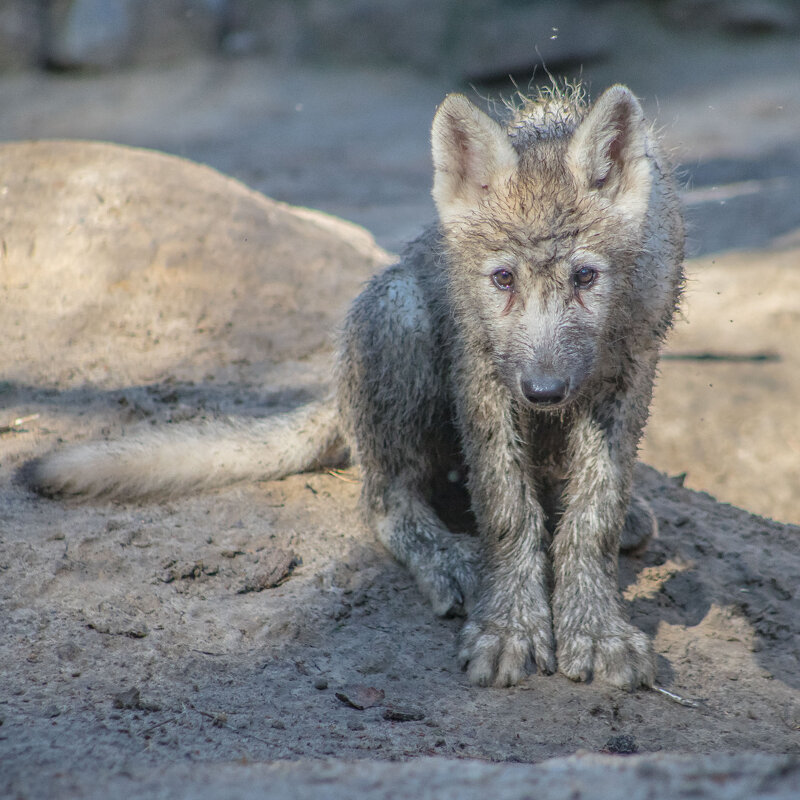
top-left (620, 494), bottom-right (658, 553)
top-left (374, 486), bottom-right (480, 617)
top-left (338, 263), bottom-right (479, 615)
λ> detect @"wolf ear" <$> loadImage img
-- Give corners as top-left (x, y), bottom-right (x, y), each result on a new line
top-left (431, 94), bottom-right (518, 224)
top-left (567, 85), bottom-right (651, 216)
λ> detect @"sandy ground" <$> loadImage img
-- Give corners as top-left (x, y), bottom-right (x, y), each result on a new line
top-left (1, 28), bottom-right (799, 799)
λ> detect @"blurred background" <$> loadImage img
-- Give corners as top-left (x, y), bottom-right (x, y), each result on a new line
top-left (0, 0), bottom-right (798, 251)
top-left (1, 0), bottom-right (799, 523)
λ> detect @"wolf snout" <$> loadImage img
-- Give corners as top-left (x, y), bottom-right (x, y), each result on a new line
top-left (520, 374), bottom-right (570, 406)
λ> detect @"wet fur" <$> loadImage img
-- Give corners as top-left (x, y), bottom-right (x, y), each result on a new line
top-left (30, 84), bottom-right (684, 688)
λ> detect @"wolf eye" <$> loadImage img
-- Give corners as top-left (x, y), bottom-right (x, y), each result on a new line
top-left (492, 269), bottom-right (515, 290)
top-left (573, 266), bottom-right (598, 289)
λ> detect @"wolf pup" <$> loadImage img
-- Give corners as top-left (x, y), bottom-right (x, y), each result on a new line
top-left (32, 84), bottom-right (684, 689)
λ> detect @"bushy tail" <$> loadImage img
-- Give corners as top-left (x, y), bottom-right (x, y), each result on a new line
top-left (29, 399), bottom-right (345, 501)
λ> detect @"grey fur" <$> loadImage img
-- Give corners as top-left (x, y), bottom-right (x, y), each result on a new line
top-left (339, 83), bottom-right (683, 688)
top-left (30, 84), bottom-right (684, 689)
top-left (30, 401), bottom-right (344, 501)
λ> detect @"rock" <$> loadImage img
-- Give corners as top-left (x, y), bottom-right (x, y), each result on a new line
top-left (55, 642), bottom-right (82, 662)
top-left (238, 550), bottom-right (301, 593)
top-left (0, 140), bottom-right (390, 391)
top-left (603, 734), bottom-right (638, 755)
top-left (111, 687), bottom-right (161, 713)
top-left (334, 686), bottom-right (385, 710)
top-left (111, 687), bottom-right (141, 710)
top-left (83, 605), bottom-right (148, 639)
top-left (382, 707), bottom-right (425, 722)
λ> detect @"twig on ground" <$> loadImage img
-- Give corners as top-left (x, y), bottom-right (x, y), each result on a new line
top-left (0, 413), bottom-right (40, 434)
top-left (327, 468), bottom-right (359, 483)
top-left (140, 717), bottom-right (178, 736)
top-left (652, 684), bottom-right (701, 708)
top-left (189, 704), bottom-right (273, 746)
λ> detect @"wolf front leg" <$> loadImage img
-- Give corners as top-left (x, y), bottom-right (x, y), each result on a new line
top-left (455, 373), bottom-right (556, 686)
top-left (552, 392), bottom-right (656, 689)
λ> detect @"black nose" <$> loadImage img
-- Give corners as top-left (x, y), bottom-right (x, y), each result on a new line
top-left (520, 375), bottom-right (569, 405)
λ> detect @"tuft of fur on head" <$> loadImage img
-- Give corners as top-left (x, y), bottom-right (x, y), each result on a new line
top-left (503, 80), bottom-right (587, 149)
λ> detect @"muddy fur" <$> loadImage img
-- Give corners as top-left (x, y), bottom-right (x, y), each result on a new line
top-left (30, 84), bottom-right (684, 688)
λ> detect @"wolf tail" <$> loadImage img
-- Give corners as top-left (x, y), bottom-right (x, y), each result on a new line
top-left (29, 399), bottom-right (345, 501)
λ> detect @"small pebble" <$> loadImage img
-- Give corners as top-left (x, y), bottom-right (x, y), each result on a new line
top-left (603, 734), bottom-right (638, 754)
top-left (314, 677), bottom-right (328, 690)
top-left (382, 707), bottom-right (425, 722)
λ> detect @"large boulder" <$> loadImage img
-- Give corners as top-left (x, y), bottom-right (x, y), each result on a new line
top-left (0, 140), bottom-right (390, 390)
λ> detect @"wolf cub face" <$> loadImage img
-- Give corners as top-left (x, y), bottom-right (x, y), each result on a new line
top-left (431, 87), bottom-right (654, 408)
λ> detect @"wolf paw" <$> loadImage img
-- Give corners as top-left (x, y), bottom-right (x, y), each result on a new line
top-left (458, 616), bottom-right (556, 687)
top-left (414, 540), bottom-right (480, 617)
top-left (557, 621), bottom-right (655, 690)
top-left (620, 495), bottom-right (658, 553)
